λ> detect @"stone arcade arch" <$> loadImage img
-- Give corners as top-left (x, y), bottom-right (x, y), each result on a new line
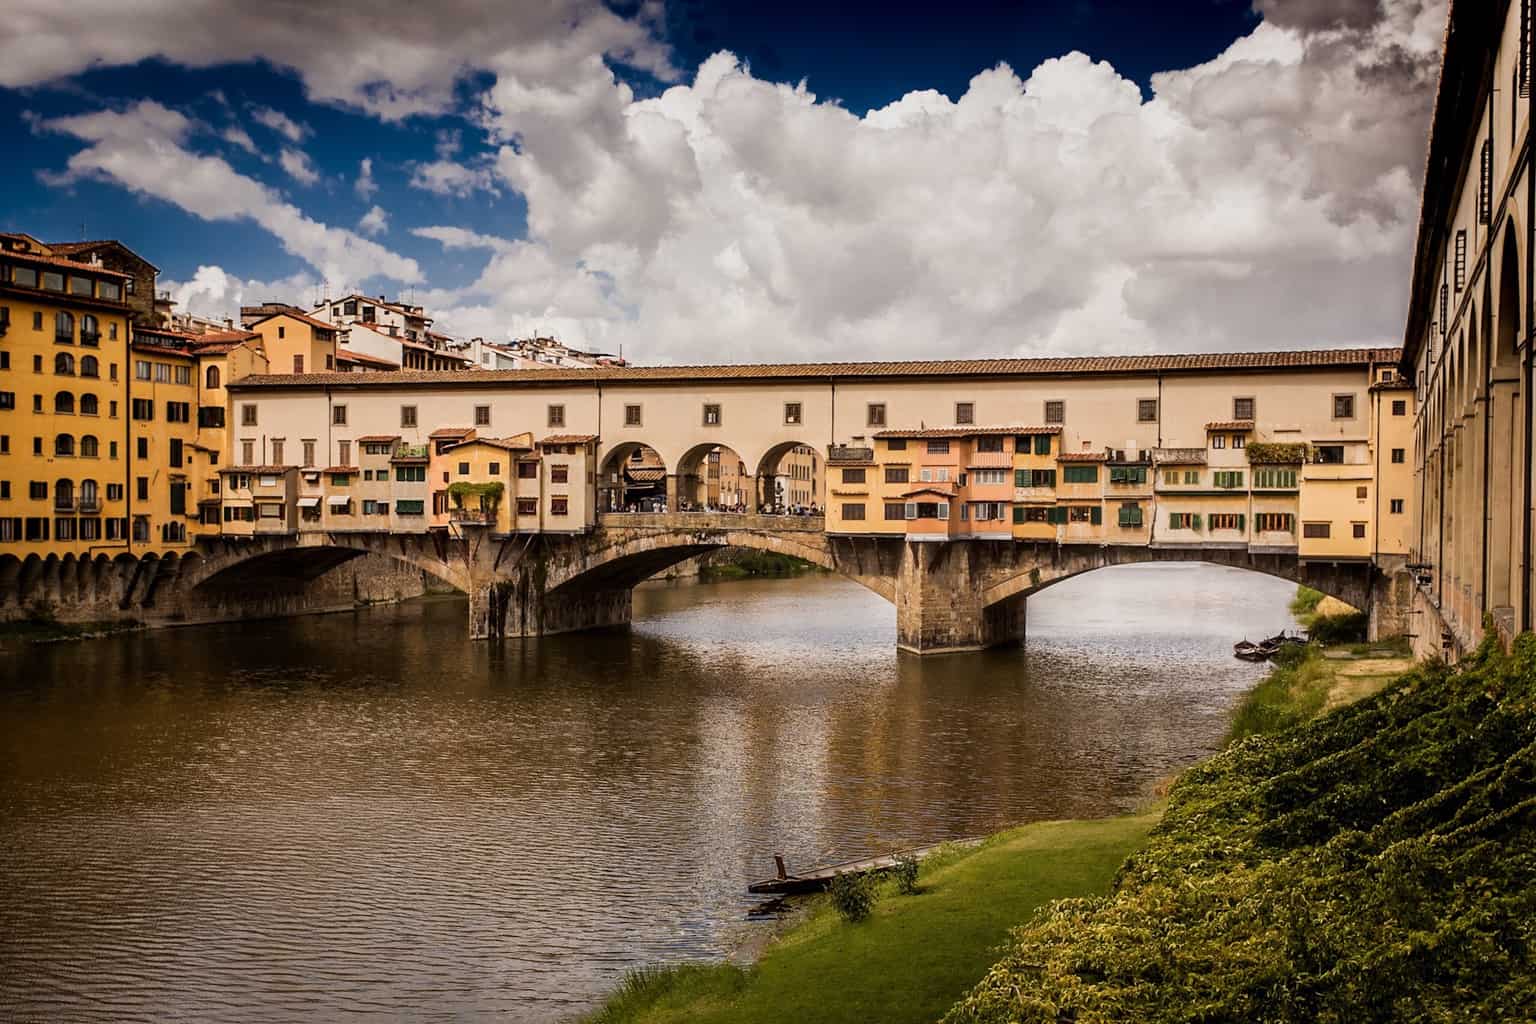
top-left (1488, 222), bottom-right (1525, 621)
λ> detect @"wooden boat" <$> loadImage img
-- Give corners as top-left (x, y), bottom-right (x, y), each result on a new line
top-left (747, 838), bottom-right (982, 896)
top-left (1234, 646), bottom-right (1271, 662)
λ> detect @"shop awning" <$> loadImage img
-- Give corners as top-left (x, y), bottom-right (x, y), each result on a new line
top-left (327, 496), bottom-right (351, 507)
top-left (297, 497), bottom-right (321, 508)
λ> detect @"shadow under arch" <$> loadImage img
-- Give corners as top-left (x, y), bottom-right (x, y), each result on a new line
top-left (675, 442), bottom-right (751, 512)
top-left (598, 441), bottom-right (668, 512)
top-left (754, 440), bottom-right (822, 512)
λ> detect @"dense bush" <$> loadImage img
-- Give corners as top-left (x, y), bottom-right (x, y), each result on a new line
top-left (829, 871), bottom-right (877, 922)
top-left (946, 634), bottom-right (1536, 1024)
top-left (1288, 586), bottom-right (1324, 618)
top-left (1308, 610), bottom-right (1369, 645)
top-left (893, 854), bottom-right (920, 895)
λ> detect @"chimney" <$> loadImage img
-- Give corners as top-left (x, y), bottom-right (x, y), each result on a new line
top-left (224, 318), bottom-right (233, 329)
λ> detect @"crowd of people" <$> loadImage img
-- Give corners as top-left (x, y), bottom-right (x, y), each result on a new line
top-left (605, 497), bottom-right (822, 517)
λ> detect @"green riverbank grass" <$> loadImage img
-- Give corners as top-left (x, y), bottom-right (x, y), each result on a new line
top-left (585, 814), bottom-right (1157, 1024)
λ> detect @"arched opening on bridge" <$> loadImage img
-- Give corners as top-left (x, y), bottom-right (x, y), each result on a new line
top-left (598, 442), bottom-right (668, 513)
top-left (675, 443), bottom-right (751, 513)
top-left (1488, 222), bottom-right (1524, 620)
top-left (754, 441), bottom-right (823, 515)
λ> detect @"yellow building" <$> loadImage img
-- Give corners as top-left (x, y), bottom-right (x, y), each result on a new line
top-left (537, 435), bottom-right (599, 533)
top-left (126, 340), bottom-right (198, 553)
top-left (249, 309), bottom-right (337, 375)
top-left (0, 233), bottom-right (135, 556)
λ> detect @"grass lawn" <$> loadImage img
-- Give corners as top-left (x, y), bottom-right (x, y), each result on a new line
top-left (587, 813), bottom-right (1157, 1024)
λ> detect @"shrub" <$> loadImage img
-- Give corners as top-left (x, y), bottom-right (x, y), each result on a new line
top-left (829, 871), bottom-right (877, 922)
top-left (1308, 610), bottom-right (1368, 645)
top-left (893, 854), bottom-right (920, 895)
top-left (1288, 586), bottom-right (1324, 618)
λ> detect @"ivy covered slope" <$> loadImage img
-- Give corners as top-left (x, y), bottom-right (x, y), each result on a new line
top-left (946, 636), bottom-right (1536, 1024)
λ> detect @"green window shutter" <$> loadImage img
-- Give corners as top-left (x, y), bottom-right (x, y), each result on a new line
top-left (1090, 506), bottom-right (1102, 525)
top-left (1192, 512), bottom-right (1202, 531)
top-left (1043, 470), bottom-right (1055, 487)
top-left (1013, 506), bottom-right (1025, 524)
top-left (1014, 469), bottom-right (1028, 487)
top-left (1035, 434), bottom-right (1051, 455)
top-left (1237, 513), bottom-right (1246, 532)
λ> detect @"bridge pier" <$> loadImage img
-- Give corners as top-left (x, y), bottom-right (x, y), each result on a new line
top-left (896, 541), bottom-right (1026, 654)
top-left (467, 579), bottom-right (632, 640)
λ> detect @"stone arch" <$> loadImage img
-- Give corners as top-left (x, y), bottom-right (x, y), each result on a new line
top-left (183, 536), bottom-right (468, 597)
top-left (979, 549), bottom-right (1371, 618)
top-left (1487, 220), bottom-right (1524, 615)
top-left (754, 440), bottom-right (823, 512)
top-left (675, 442), bottom-right (752, 512)
top-left (542, 528), bottom-right (895, 603)
top-left (0, 554), bottom-right (20, 609)
top-left (597, 441), bottom-right (668, 512)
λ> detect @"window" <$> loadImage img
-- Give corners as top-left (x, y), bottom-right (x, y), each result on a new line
top-left (55, 353), bottom-right (75, 375)
top-left (955, 402), bottom-right (974, 425)
top-left (548, 404), bottom-right (565, 428)
top-left (841, 467), bottom-right (867, 484)
top-left (55, 311), bottom-right (74, 343)
top-left (1062, 464), bottom-right (1099, 484)
top-left (551, 464), bottom-right (569, 484)
top-left (516, 498), bottom-right (538, 516)
top-left (0, 391), bottom-right (12, 411)
top-left (1233, 397), bottom-right (1255, 421)
top-left (394, 405), bottom-right (417, 429)
top-left (1314, 445), bottom-right (1345, 464)
top-left (1213, 470), bottom-right (1245, 489)
top-left (1108, 465), bottom-right (1147, 485)
top-left (551, 497), bottom-right (569, 517)
top-left (1355, 485), bottom-right (1368, 500)
top-left (1352, 522), bottom-right (1367, 539)
top-left (395, 465), bottom-right (426, 482)
top-left (136, 477), bottom-right (149, 501)
top-left (277, 325), bottom-right (286, 339)
top-left (624, 404), bottom-right (642, 427)
top-left (269, 439), bottom-right (282, 465)
top-left (42, 271), bottom-right (63, 292)
top-left (1014, 468), bottom-right (1056, 488)
top-left (702, 403), bottom-right (721, 426)
top-left (153, 363), bottom-right (170, 383)
top-left (174, 365), bottom-right (190, 386)
top-left (1478, 138), bottom-right (1492, 224)
top-left (867, 403), bottom-right (886, 427)
top-left (241, 404), bottom-right (257, 426)
top-left (1390, 498), bottom-right (1405, 514)
top-left (54, 391), bottom-right (74, 414)
top-left (1117, 503), bottom-right (1144, 528)
top-left (884, 502), bottom-right (906, 520)
top-left (1454, 228), bottom-right (1467, 291)
top-left (918, 467), bottom-right (951, 482)
top-left (1253, 468), bottom-right (1297, 489)
top-left (68, 276), bottom-right (92, 297)
top-left (1169, 512), bottom-right (1197, 530)
top-left (1392, 399), bottom-right (1407, 416)
top-left (303, 440), bottom-right (316, 467)
top-left (396, 499), bottom-right (425, 516)
top-left (136, 437), bottom-right (149, 459)
top-left (885, 466), bottom-right (909, 484)
top-left (80, 355), bottom-right (98, 378)
top-left (1210, 513), bottom-right (1243, 531)
top-left (926, 440), bottom-right (950, 454)
top-left (131, 398), bottom-right (154, 420)
top-left (1332, 394), bottom-right (1355, 419)
top-left (1044, 400), bottom-right (1064, 424)
top-left (241, 440), bottom-right (255, 464)
top-left (1137, 399), bottom-right (1158, 422)
top-left (1255, 513), bottom-right (1294, 533)
top-left (1302, 522), bottom-right (1331, 539)
top-left (1391, 448), bottom-right (1405, 464)
top-left (784, 402), bottom-right (802, 425)
top-left (333, 405), bottom-right (348, 426)
top-left (1232, 435), bottom-right (1246, 450)
top-left (1211, 434), bottom-right (1225, 449)
top-left (206, 365), bottom-right (220, 389)
top-left (166, 401), bottom-right (190, 423)
top-left (976, 435), bottom-right (1005, 453)
top-left (488, 462), bottom-right (500, 476)
top-left (517, 461), bottom-right (538, 479)
top-left (29, 481), bottom-right (47, 500)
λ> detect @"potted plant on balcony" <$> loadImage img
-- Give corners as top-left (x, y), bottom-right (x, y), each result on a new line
top-left (447, 481), bottom-right (504, 523)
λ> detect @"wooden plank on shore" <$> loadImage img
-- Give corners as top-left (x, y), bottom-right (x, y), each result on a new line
top-left (747, 837), bottom-right (983, 895)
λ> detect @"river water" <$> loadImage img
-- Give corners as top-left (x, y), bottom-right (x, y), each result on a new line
top-left (0, 562), bottom-right (1295, 1022)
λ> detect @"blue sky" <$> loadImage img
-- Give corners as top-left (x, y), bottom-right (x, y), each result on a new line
top-left (0, 0), bottom-right (1441, 362)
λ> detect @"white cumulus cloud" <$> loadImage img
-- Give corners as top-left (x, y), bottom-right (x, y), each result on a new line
top-left (358, 204), bottom-right (389, 235)
top-left (251, 105), bottom-right (308, 142)
top-left (278, 147), bottom-right (319, 185)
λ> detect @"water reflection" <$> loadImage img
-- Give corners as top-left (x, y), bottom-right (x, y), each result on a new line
top-left (0, 562), bottom-right (1293, 1022)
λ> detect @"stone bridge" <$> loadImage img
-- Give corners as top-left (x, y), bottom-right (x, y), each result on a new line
top-left (102, 511), bottom-right (1389, 654)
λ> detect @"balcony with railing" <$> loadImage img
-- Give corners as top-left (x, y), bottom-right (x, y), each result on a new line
top-left (79, 497), bottom-right (102, 513)
top-left (449, 508), bottom-right (497, 525)
top-left (827, 445), bottom-right (874, 463)
top-left (391, 443), bottom-right (431, 461)
top-left (79, 330), bottom-right (100, 348)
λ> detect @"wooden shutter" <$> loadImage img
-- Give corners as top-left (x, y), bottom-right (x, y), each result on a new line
top-left (1035, 434), bottom-right (1051, 455)
top-left (1439, 284), bottom-right (1449, 337)
top-left (1192, 512), bottom-right (1202, 531)
top-left (1237, 513), bottom-right (1246, 533)
top-left (1090, 506), bottom-right (1102, 526)
top-left (1454, 229), bottom-right (1467, 291)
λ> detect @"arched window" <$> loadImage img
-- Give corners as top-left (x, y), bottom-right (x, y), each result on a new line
top-left (54, 391), bottom-right (74, 414)
top-left (206, 364), bottom-right (221, 389)
top-left (54, 352), bottom-right (75, 375)
top-left (55, 479), bottom-right (73, 507)
top-left (55, 434), bottom-right (75, 457)
top-left (55, 311), bottom-right (74, 342)
top-left (80, 355), bottom-right (99, 378)
top-left (80, 479), bottom-right (98, 509)
top-left (80, 394), bottom-right (99, 416)
top-left (80, 435), bottom-right (99, 458)
top-left (80, 314), bottom-right (99, 345)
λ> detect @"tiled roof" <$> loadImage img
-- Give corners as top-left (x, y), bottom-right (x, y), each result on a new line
top-left (901, 485), bottom-right (957, 497)
top-left (220, 465), bottom-right (293, 474)
top-left (449, 436), bottom-right (530, 452)
top-left (323, 466), bottom-right (358, 473)
top-left (539, 434), bottom-right (599, 445)
top-left (1204, 420), bottom-right (1255, 431)
top-left (45, 239), bottom-right (161, 273)
top-left (320, 293), bottom-right (431, 321)
top-left (337, 347), bottom-right (400, 369)
top-left (129, 342), bottom-right (195, 359)
top-left (227, 347), bottom-right (1404, 390)
top-left (250, 308), bottom-right (338, 332)
top-left (355, 434), bottom-right (401, 443)
top-left (874, 425), bottom-right (1060, 438)
top-left (1153, 448), bottom-right (1208, 465)
top-left (624, 466), bottom-right (667, 482)
top-left (429, 426), bottom-right (474, 438)
top-left (1057, 451), bottom-right (1108, 462)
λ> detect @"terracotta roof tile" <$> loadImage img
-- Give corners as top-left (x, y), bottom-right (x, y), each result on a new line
top-left (874, 425), bottom-right (1060, 438)
top-left (1056, 451), bottom-right (1109, 462)
top-left (448, 436), bottom-right (531, 452)
top-left (429, 427), bottom-right (474, 438)
top-left (624, 467), bottom-right (667, 482)
top-left (901, 485), bottom-right (957, 497)
top-left (355, 434), bottom-right (401, 443)
top-left (1204, 420), bottom-right (1255, 431)
top-left (323, 466), bottom-right (358, 474)
top-left (220, 465), bottom-right (294, 474)
top-left (539, 434), bottom-right (599, 445)
top-left (128, 343), bottom-right (196, 359)
top-left (337, 347), bottom-right (400, 369)
top-left (250, 308), bottom-right (338, 332)
top-left (0, 244), bottom-right (133, 278)
top-left (227, 347), bottom-right (1403, 391)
